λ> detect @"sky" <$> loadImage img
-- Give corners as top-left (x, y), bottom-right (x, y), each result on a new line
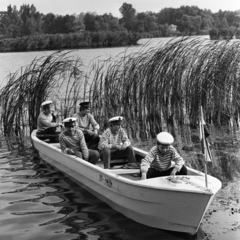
top-left (1, 0), bottom-right (240, 17)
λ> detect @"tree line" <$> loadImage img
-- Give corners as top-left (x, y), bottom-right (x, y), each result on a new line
top-left (0, 3), bottom-right (240, 51)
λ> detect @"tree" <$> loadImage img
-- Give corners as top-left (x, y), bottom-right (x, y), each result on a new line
top-left (73, 13), bottom-right (85, 32)
top-left (201, 15), bottom-right (214, 31)
top-left (157, 8), bottom-right (175, 25)
top-left (84, 13), bottom-right (96, 31)
top-left (19, 4), bottom-right (42, 35)
top-left (63, 15), bottom-right (76, 33)
top-left (94, 15), bottom-right (107, 31)
top-left (0, 5), bottom-right (22, 37)
top-left (159, 24), bottom-right (170, 37)
top-left (135, 12), bottom-right (159, 32)
top-left (220, 17), bottom-right (229, 29)
top-left (102, 13), bottom-right (122, 31)
top-left (191, 16), bottom-right (202, 34)
top-left (179, 14), bottom-right (192, 34)
top-left (144, 12), bottom-right (159, 32)
top-left (225, 11), bottom-right (238, 27)
top-left (42, 13), bottom-right (56, 34)
top-left (119, 3), bottom-right (136, 31)
top-left (135, 12), bottom-right (147, 32)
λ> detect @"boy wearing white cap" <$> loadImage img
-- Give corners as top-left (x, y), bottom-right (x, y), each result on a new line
top-left (59, 117), bottom-right (99, 164)
top-left (141, 132), bottom-right (187, 180)
top-left (37, 100), bottom-right (62, 143)
top-left (98, 116), bottom-right (137, 169)
top-left (73, 101), bottom-right (100, 150)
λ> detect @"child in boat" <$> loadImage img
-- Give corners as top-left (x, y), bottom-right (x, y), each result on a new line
top-left (59, 117), bottom-right (99, 164)
top-left (98, 116), bottom-right (137, 169)
top-left (72, 101), bottom-right (100, 150)
top-left (140, 132), bottom-right (187, 180)
top-left (36, 100), bottom-right (63, 143)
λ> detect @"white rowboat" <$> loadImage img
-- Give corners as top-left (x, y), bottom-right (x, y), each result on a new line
top-left (31, 129), bottom-right (222, 235)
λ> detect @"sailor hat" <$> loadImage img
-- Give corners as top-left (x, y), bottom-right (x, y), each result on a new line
top-left (109, 116), bottom-right (123, 122)
top-left (79, 101), bottom-right (91, 107)
top-left (41, 100), bottom-right (52, 107)
top-left (157, 132), bottom-right (174, 145)
top-left (62, 117), bottom-right (77, 123)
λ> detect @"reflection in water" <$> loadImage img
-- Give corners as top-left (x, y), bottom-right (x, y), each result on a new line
top-left (0, 152), bottom-right (205, 240)
top-left (191, 130), bottom-right (240, 186)
top-left (211, 141), bottom-right (240, 185)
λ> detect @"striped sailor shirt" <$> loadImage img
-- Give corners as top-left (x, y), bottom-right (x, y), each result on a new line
top-left (59, 129), bottom-right (89, 160)
top-left (72, 113), bottom-right (100, 131)
top-left (98, 128), bottom-right (131, 151)
top-left (141, 145), bottom-right (184, 173)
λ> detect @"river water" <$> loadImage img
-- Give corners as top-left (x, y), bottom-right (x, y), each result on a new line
top-left (0, 36), bottom-right (240, 239)
top-left (0, 36), bottom-right (210, 87)
top-left (0, 38), bottom-right (161, 87)
top-left (0, 148), bottom-right (206, 240)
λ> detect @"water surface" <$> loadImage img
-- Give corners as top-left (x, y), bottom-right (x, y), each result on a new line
top-left (0, 150), bottom-right (204, 240)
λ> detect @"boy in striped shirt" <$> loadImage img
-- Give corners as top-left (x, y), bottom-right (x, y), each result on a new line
top-left (141, 132), bottom-right (187, 180)
top-left (59, 117), bottom-right (99, 164)
top-left (98, 116), bottom-right (137, 169)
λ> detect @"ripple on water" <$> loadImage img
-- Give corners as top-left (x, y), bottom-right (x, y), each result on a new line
top-left (0, 154), bottom-right (204, 240)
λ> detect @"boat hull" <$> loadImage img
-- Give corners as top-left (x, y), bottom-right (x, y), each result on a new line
top-left (32, 130), bottom-right (222, 234)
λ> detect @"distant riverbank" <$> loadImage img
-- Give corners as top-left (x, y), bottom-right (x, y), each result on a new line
top-left (0, 31), bottom-right (172, 53)
top-left (0, 31), bottom-right (142, 52)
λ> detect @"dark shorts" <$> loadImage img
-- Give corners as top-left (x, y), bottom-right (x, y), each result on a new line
top-left (146, 165), bottom-right (188, 179)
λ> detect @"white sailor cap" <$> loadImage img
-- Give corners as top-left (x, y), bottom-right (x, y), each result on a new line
top-left (157, 132), bottom-right (174, 145)
top-left (109, 116), bottom-right (123, 122)
top-left (62, 117), bottom-right (77, 124)
top-left (41, 100), bottom-right (52, 107)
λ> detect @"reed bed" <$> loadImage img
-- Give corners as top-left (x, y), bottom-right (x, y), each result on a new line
top-left (0, 51), bottom-right (87, 151)
top-left (1, 37), bottom-right (240, 155)
top-left (89, 37), bottom-right (240, 150)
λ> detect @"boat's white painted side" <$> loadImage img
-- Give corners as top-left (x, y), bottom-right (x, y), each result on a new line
top-left (31, 130), bottom-right (222, 234)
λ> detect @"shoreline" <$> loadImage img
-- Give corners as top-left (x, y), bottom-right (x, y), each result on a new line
top-left (201, 178), bottom-right (240, 239)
